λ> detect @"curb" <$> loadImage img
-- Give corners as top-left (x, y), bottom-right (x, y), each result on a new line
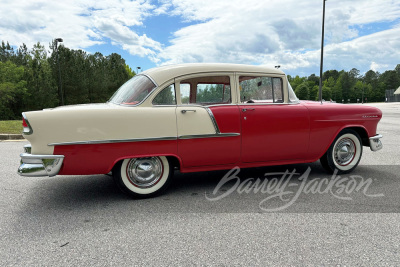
top-left (0, 134), bottom-right (25, 140)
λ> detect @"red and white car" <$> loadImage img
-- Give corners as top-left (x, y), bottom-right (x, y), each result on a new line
top-left (18, 63), bottom-right (383, 197)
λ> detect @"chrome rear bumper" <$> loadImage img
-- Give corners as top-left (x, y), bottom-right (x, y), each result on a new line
top-left (369, 134), bottom-right (383, 152)
top-left (18, 144), bottom-right (64, 177)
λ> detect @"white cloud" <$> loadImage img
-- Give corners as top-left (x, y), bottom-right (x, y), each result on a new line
top-left (156, 0), bottom-right (400, 75)
top-left (0, 0), bottom-right (160, 56)
top-left (0, 0), bottom-right (399, 75)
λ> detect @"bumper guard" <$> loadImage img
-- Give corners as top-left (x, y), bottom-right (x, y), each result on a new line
top-left (18, 144), bottom-right (64, 177)
top-left (369, 134), bottom-right (383, 152)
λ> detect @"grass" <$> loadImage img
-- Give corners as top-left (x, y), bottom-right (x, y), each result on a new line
top-left (0, 120), bottom-right (23, 134)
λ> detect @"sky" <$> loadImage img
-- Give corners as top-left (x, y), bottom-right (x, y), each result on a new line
top-left (1, 0), bottom-right (399, 77)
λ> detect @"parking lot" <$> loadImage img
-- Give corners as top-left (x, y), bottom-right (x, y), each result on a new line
top-left (1, 102), bottom-right (399, 266)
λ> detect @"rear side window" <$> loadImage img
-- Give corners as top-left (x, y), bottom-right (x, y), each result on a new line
top-left (152, 84), bottom-right (176, 105)
top-left (180, 76), bottom-right (231, 105)
top-left (239, 76), bottom-right (283, 103)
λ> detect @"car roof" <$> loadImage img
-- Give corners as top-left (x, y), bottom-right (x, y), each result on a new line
top-left (141, 63), bottom-right (285, 86)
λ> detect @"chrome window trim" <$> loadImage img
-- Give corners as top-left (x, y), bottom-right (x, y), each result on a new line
top-left (22, 113), bottom-right (33, 135)
top-left (142, 74), bottom-right (159, 87)
top-left (204, 107), bottom-right (220, 134)
top-left (48, 136), bottom-right (177, 146)
top-left (178, 133), bottom-right (240, 139)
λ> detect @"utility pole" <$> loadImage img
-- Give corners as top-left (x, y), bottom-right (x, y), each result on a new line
top-left (55, 38), bottom-right (64, 105)
top-left (319, 0), bottom-right (327, 104)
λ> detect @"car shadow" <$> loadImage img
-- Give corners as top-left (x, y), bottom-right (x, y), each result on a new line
top-left (16, 162), bottom-right (398, 216)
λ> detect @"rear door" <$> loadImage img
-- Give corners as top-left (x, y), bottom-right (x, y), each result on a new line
top-left (175, 73), bottom-right (241, 167)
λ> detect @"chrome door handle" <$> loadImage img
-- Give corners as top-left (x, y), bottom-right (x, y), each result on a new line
top-left (181, 110), bottom-right (197, 114)
top-left (242, 108), bottom-right (255, 112)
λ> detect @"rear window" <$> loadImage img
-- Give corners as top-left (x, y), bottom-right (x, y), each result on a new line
top-left (109, 75), bottom-right (156, 105)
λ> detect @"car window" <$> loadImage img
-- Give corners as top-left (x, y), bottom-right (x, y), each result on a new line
top-left (180, 76), bottom-right (231, 105)
top-left (239, 76), bottom-right (283, 103)
top-left (180, 83), bottom-right (191, 104)
top-left (152, 84), bottom-right (176, 105)
top-left (109, 75), bottom-right (156, 105)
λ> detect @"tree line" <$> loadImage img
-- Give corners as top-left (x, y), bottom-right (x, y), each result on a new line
top-left (1, 39), bottom-right (400, 120)
top-left (289, 65), bottom-right (400, 103)
top-left (0, 41), bottom-right (134, 120)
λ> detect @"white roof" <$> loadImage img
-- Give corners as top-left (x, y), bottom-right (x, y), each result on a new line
top-left (141, 63), bottom-right (285, 85)
top-left (394, 86), bottom-right (400, 95)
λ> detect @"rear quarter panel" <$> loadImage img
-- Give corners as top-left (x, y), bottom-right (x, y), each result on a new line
top-left (23, 105), bottom-right (177, 155)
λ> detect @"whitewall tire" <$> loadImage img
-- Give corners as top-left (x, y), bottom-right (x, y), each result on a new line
top-left (320, 129), bottom-right (363, 174)
top-left (113, 156), bottom-right (173, 198)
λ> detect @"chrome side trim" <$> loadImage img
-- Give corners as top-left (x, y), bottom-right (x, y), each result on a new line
top-left (369, 134), bottom-right (383, 151)
top-left (22, 113), bottom-right (33, 135)
top-left (48, 136), bottom-right (177, 146)
top-left (18, 153), bottom-right (64, 177)
top-left (179, 133), bottom-right (240, 140)
top-left (204, 107), bottom-right (220, 134)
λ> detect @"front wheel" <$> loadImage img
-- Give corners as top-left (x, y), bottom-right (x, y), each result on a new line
top-left (113, 156), bottom-right (173, 198)
top-left (320, 129), bottom-right (363, 174)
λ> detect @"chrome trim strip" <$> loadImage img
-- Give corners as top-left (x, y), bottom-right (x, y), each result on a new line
top-left (179, 133), bottom-right (240, 140)
top-left (204, 107), bottom-right (220, 134)
top-left (22, 113), bottom-right (33, 135)
top-left (142, 74), bottom-right (159, 87)
top-left (369, 134), bottom-right (383, 152)
top-left (48, 136), bottom-right (177, 146)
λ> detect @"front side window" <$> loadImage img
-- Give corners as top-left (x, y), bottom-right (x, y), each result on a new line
top-left (239, 76), bottom-right (283, 103)
top-left (152, 84), bottom-right (176, 105)
top-left (109, 75), bottom-right (156, 105)
top-left (180, 76), bottom-right (231, 105)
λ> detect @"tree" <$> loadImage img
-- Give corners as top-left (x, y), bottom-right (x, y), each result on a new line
top-left (379, 70), bottom-right (399, 90)
top-left (322, 70), bottom-right (339, 82)
top-left (0, 61), bottom-right (27, 119)
top-left (295, 82), bottom-right (309, 100)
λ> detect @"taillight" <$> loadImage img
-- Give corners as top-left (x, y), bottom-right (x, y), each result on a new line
top-left (22, 113), bottom-right (33, 135)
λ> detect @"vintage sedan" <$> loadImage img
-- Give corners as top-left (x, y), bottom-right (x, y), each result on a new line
top-left (18, 63), bottom-right (383, 197)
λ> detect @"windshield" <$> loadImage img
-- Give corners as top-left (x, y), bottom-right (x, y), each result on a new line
top-left (287, 79), bottom-right (299, 103)
top-left (109, 75), bottom-right (156, 105)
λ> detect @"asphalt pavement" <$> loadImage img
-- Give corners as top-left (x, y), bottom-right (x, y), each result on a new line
top-left (0, 102), bottom-right (399, 266)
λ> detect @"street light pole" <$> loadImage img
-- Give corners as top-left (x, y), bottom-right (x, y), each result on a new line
top-left (55, 38), bottom-right (64, 105)
top-left (319, 0), bottom-right (327, 104)
top-left (136, 67), bottom-right (141, 74)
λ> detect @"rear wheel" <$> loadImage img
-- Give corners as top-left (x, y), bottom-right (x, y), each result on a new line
top-left (113, 156), bottom-right (173, 198)
top-left (320, 129), bottom-right (363, 174)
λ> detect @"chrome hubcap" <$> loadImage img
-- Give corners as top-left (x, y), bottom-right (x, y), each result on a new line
top-left (334, 138), bottom-right (356, 166)
top-left (126, 157), bottom-right (163, 188)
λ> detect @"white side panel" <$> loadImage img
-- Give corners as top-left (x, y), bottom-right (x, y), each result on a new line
top-left (176, 107), bottom-right (216, 137)
top-left (25, 106), bottom-right (177, 155)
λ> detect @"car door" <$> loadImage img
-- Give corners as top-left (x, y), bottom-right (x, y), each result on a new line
top-left (238, 75), bottom-right (310, 163)
top-left (175, 73), bottom-right (241, 168)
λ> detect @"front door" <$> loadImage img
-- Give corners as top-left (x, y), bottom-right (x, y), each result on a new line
top-left (238, 75), bottom-right (309, 163)
top-left (240, 104), bottom-right (309, 163)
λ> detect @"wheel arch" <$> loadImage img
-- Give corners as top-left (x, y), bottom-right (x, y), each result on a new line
top-left (319, 125), bottom-right (369, 160)
top-left (110, 154), bottom-right (182, 174)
